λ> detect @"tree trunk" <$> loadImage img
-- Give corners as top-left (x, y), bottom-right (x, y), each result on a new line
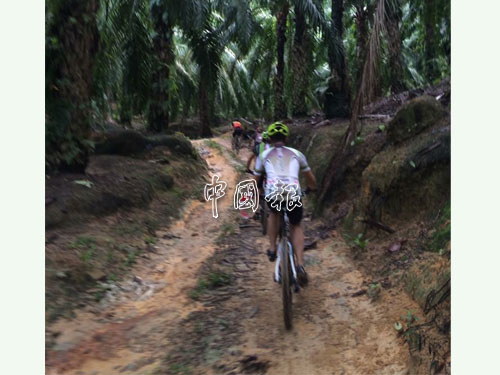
top-left (324, 0), bottom-right (351, 118)
top-left (423, 0), bottom-right (438, 82)
top-left (45, 0), bottom-right (100, 172)
top-left (317, 0), bottom-right (385, 210)
top-left (148, 3), bottom-right (174, 132)
top-left (386, 0), bottom-right (406, 94)
top-left (199, 73), bottom-right (213, 137)
top-left (354, 4), bottom-right (370, 88)
top-left (291, 5), bottom-right (308, 117)
top-left (273, 3), bottom-right (289, 120)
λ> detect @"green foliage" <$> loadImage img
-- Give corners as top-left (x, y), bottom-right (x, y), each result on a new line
top-left (350, 136), bottom-right (365, 146)
top-left (353, 233), bottom-right (368, 249)
top-left (46, 0), bottom-right (451, 167)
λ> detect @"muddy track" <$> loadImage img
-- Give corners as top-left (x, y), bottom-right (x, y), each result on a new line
top-left (46, 134), bottom-right (417, 375)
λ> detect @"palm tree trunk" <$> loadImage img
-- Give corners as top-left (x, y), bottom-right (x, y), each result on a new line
top-left (291, 5), bottom-right (308, 117)
top-left (45, 0), bottom-right (100, 172)
top-left (324, 0), bottom-right (351, 118)
top-left (273, 3), bottom-right (289, 120)
top-left (386, 0), bottom-right (405, 94)
top-left (148, 3), bottom-right (173, 132)
top-left (354, 3), bottom-right (372, 87)
top-left (199, 72), bottom-right (212, 137)
top-left (423, 0), bottom-right (438, 82)
top-left (317, 0), bottom-right (386, 210)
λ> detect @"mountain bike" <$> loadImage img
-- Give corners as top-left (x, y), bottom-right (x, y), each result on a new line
top-left (273, 204), bottom-right (300, 330)
top-left (272, 189), bottom-right (311, 330)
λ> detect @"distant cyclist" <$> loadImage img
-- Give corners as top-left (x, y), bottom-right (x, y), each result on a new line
top-left (254, 126), bottom-right (264, 146)
top-left (232, 120), bottom-right (243, 139)
top-left (231, 120), bottom-right (244, 152)
top-left (246, 130), bottom-right (270, 173)
top-left (254, 122), bottom-right (317, 286)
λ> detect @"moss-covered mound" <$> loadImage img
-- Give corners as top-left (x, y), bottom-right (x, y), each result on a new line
top-left (94, 130), bottom-right (197, 158)
top-left (168, 119), bottom-right (203, 139)
top-left (46, 155), bottom-right (175, 229)
top-left (289, 120), bottom-right (386, 208)
top-left (387, 95), bottom-right (447, 145)
top-left (355, 118), bottom-right (450, 228)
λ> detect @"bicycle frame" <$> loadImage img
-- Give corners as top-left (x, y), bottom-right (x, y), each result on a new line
top-left (274, 211), bottom-right (298, 286)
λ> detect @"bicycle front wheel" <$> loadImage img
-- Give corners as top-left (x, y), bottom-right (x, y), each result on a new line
top-left (280, 238), bottom-right (293, 330)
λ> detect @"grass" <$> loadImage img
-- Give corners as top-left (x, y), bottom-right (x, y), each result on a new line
top-left (71, 236), bottom-right (97, 263)
top-left (112, 221), bottom-right (144, 237)
top-left (428, 201), bottom-right (450, 253)
top-left (404, 263), bottom-right (450, 309)
top-left (166, 363), bottom-right (192, 375)
top-left (204, 139), bottom-right (223, 154)
top-left (215, 221), bottom-right (237, 245)
top-left (189, 270), bottom-right (232, 300)
top-left (145, 235), bottom-right (157, 245)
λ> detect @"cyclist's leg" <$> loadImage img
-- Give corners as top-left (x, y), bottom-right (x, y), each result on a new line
top-left (267, 205), bottom-right (279, 257)
top-left (290, 223), bottom-right (305, 266)
top-left (288, 205), bottom-right (308, 285)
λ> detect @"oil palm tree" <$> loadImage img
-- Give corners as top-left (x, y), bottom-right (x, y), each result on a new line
top-left (324, 0), bottom-right (351, 118)
top-left (46, 0), bottom-right (100, 171)
top-left (289, 0), bottom-right (326, 117)
top-left (317, 0), bottom-right (389, 207)
top-left (274, 1), bottom-right (289, 119)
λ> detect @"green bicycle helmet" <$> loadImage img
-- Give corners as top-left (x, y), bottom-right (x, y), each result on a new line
top-left (267, 122), bottom-right (289, 137)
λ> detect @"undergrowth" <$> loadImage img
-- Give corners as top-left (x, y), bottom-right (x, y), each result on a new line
top-left (428, 201), bottom-right (450, 253)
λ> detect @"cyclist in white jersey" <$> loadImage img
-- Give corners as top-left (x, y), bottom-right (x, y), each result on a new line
top-left (246, 131), bottom-right (271, 173)
top-left (254, 122), bottom-right (317, 286)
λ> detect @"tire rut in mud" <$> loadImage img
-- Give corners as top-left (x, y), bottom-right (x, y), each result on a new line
top-left (159, 220), bottom-right (269, 375)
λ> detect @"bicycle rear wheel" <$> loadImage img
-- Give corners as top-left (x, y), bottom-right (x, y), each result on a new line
top-left (280, 238), bottom-right (293, 330)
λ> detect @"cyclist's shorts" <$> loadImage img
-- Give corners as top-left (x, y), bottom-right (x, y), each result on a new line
top-left (233, 128), bottom-right (243, 137)
top-left (266, 200), bottom-right (303, 225)
top-left (257, 175), bottom-right (265, 190)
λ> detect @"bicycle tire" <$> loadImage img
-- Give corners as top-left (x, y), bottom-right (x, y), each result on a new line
top-left (281, 238), bottom-right (293, 330)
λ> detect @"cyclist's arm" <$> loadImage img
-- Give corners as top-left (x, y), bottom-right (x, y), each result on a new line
top-left (303, 170), bottom-right (317, 191)
top-left (297, 150), bottom-right (316, 191)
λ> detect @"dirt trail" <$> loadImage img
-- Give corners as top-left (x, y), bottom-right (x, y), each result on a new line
top-left (46, 137), bottom-right (242, 375)
top-left (46, 134), bottom-right (417, 375)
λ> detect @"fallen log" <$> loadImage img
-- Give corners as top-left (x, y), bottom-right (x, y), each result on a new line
top-left (362, 218), bottom-right (396, 233)
top-left (358, 114), bottom-right (392, 121)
